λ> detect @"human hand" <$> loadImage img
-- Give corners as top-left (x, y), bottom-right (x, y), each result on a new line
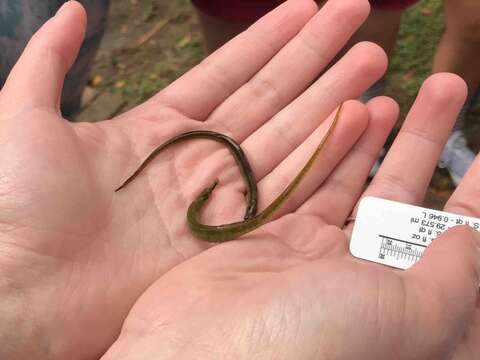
top-left (101, 72), bottom-right (480, 360)
top-left (0, 0), bottom-right (388, 358)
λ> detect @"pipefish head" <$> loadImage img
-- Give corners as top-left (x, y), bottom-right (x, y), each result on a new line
top-left (187, 179), bottom-right (219, 221)
top-left (197, 179), bottom-right (219, 202)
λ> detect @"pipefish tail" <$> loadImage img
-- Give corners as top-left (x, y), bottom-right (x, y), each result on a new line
top-left (188, 103), bottom-right (342, 242)
top-left (115, 130), bottom-right (258, 220)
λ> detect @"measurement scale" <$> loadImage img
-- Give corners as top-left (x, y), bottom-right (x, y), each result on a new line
top-left (349, 197), bottom-right (480, 270)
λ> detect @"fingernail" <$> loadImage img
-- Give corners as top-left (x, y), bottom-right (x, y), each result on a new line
top-left (56, 1), bottom-right (71, 16)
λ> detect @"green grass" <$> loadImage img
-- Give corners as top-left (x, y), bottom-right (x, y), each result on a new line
top-left (92, 0), bottom-right (203, 108)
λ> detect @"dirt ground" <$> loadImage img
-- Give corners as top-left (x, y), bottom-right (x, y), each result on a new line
top-left (75, 0), bottom-right (202, 121)
top-left (75, 0), bottom-right (480, 209)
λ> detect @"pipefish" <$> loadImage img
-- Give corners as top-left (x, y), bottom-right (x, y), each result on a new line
top-left (116, 104), bottom-right (342, 242)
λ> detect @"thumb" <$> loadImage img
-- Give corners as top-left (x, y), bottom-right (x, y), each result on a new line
top-left (407, 225), bottom-right (479, 335)
top-left (1, 1), bottom-right (87, 113)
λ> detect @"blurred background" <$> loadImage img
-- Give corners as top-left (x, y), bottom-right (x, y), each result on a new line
top-left (73, 0), bottom-right (480, 208)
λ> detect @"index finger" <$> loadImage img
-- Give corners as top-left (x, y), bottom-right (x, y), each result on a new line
top-left (344, 73), bottom-right (467, 234)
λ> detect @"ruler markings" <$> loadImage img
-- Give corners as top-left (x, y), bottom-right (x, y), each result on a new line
top-left (348, 197), bottom-right (480, 269)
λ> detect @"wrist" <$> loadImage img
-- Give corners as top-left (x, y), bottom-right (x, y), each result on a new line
top-left (0, 278), bottom-right (45, 358)
top-left (0, 249), bottom-right (54, 359)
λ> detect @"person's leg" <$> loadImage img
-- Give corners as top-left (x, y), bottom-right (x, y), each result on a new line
top-left (318, 0), bottom-right (404, 60)
top-left (436, 0), bottom-right (480, 185)
top-left (0, 0), bottom-right (110, 117)
top-left (194, 9), bottom-right (251, 54)
top-left (191, 0), bottom-right (286, 54)
top-left (433, 0), bottom-right (480, 95)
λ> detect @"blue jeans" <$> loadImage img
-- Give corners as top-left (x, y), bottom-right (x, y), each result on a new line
top-left (0, 0), bottom-right (110, 116)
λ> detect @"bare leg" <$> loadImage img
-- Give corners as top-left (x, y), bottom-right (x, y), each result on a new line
top-left (436, 0), bottom-right (480, 185)
top-left (317, 3), bottom-right (403, 106)
top-left (348, 8), bottom-right (402, 58)
top-left (433, 0), bottom-right (480, 96)
top-left (316, 1), bottom-right (403, 60)
top-left (194, 8), bottom-right (251, 54)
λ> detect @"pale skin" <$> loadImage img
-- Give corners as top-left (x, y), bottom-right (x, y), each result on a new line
top-left (0, 1), bottom-right (479, 360)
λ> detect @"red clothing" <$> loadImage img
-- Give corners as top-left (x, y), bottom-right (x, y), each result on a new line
top-left (192, 0), bottom-right (419, 22)
top-left (191, 0), bottom-right (285, 23)
top-left (372, 0), bottom-right (419, 10)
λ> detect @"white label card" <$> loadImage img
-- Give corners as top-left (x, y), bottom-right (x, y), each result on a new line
top-left (349, 197), bottom-right (480, 270)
